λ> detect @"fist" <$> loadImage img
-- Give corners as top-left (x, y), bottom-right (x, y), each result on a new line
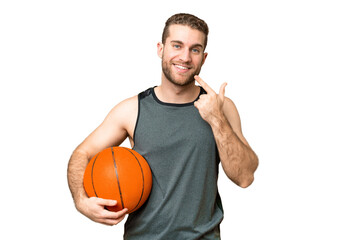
top-left (194, 75), bottom-right (227, 124)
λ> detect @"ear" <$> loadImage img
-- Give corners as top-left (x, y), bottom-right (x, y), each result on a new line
top-left (201, 52), bottom-right (208, 66)
top-left (157, 42), bottom-right (164, 59)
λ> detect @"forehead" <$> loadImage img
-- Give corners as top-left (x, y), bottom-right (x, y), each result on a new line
top-left (166, 24), bottom-right (206, 47)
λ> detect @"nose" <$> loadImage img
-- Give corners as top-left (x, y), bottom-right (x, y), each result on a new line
top-left (179, 48), bottom-right (191, 63)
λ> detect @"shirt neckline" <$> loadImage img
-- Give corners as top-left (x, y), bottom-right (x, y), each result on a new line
top-left (151, 86), bottom-right (205, 107)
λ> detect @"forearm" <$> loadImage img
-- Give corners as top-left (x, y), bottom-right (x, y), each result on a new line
top-left (193, 76), bottom-right (258, 187)
top-left (67, 148), bottom-right (89, 208)
top-left (210, 114), bottom-right (258, 188)
top-left (68, 148), bottom-right (128, 225)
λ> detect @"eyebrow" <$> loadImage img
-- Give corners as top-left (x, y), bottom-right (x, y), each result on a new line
top-left (170, 40), bottom-right (204, 50)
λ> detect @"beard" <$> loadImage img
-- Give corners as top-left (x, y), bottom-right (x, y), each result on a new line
top-left (161, 58), bottom-right (202, 87)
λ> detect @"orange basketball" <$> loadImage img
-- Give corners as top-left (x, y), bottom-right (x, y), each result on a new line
top-left (83, 147), bottom-right (152, 213)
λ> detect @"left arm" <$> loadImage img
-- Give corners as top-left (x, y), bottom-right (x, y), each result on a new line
top-left (194, 76), bottom-right (258, 188)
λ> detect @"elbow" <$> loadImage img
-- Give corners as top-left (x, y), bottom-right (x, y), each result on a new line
top-left (238, 158), bottom-right (258, 188)
top-left (236, 161), bottom-right (258, 188)
top-left (236, 174), bottom-right (255, 188)
top-left (228, 154), bottom-right (259, 188)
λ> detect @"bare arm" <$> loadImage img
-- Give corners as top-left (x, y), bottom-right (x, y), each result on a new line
top-left (67, 95), bottom-right (138, 225)
top-left (194, 76), bottom-right (258, 188)
top-left (210, 98), bottom-right (258, 187)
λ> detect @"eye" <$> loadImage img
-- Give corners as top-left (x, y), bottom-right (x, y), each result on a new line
top-left (192, 48), bottom-right (200, 53)
top-left (173, 44), bottom-right (181, 49)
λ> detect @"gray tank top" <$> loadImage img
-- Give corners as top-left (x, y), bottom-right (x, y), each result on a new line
top-left (124, 87), bottom-right (224, 240)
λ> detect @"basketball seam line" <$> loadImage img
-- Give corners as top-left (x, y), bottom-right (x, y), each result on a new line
top-left (111, 147), bottom-right (124, 209)
top-left (125, 148), bottom-right (145, 212)
top-left (91, 153), bottom-right (99, 198)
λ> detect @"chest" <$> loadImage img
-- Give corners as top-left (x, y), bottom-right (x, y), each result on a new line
top-left (134, 103), bottom-right (215, 154)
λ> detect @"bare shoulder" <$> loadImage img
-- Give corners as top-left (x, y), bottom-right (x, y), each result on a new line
top-left (77, 95), bottom-right (138, 157)
top-left (109, 95), bottom-right (138, 117)
top-left (106, 95), bottom-right (138, 137)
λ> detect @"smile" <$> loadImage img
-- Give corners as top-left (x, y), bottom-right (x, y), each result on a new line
top-left (173, 64), bottom-right (192, 72)
top-left (175, 64), bottom-right (190, 69)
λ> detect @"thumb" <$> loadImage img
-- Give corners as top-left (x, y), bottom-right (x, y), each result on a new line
top-left (219, 82), bottom-right (227, 101)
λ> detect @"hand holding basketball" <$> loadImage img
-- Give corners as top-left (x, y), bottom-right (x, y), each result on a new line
top-left (77, 197), bottom-right (128, 226)
top-left (83, 146), bottom-right (152, 214)
top-left (194, 75), bottom-right (227, 124)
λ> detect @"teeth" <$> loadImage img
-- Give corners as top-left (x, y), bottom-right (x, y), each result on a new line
top-left (175, 65), bottom-right (189, 70)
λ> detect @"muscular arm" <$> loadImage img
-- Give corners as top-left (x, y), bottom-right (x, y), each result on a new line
top-left (194, 76), bottom-right (258, 188)
top-left (210, 98), bottom-right (258, 187)
top-left (67, 95), bottom-right (138, 225)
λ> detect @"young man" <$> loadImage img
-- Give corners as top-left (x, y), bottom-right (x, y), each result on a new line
top-left (67, 13), bottom-right (258, 239)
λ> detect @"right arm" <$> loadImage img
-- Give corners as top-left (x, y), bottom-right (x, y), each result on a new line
top-left (67, 95), bottom-right (138, 225)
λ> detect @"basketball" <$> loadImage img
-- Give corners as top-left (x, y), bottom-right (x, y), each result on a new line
top-left (83, 146), bottom-right (152, 213)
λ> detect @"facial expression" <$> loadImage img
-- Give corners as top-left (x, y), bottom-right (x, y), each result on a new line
top-left (158, 25), bottom-right (208, 86)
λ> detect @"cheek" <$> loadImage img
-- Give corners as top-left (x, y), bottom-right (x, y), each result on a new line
top-left (166, 52), bottom-right (179, 62)
top-left (164, 48), bottom-right (186, 62)
top-left (192, 55), bottom-right (204, 65)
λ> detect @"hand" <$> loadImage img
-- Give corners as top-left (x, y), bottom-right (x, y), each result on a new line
top-left (77, 197), bottom-right (128, 226)
top-left (194, 75), bottom-right (227, 124)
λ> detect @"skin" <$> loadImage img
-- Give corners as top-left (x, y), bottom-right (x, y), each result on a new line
top-left (67, 24), bottom-right (258, 226)
top-left (194, 76), bottom-right (258, 187)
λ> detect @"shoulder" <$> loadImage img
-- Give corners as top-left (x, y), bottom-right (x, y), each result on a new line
top-left (99, 94), bottom-right (139, 141)
top-left (108, 86), bottom-right (154, 124)
top-left (114, 95), bottom-right (138, 111)
top-left (106, 95), bottom-right (138, 122)
top-left (138, 87), bottom-right (153, 100)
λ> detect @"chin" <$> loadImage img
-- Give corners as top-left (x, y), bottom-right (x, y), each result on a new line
top-left (169, 77), bottom-right (195, 87)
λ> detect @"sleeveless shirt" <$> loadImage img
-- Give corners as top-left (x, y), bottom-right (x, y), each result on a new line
top-left (124, 87), bottom-right (224, 240)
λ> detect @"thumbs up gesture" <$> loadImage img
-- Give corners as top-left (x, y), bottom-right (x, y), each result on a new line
top-left (194, 75), bottom-right (227, 124)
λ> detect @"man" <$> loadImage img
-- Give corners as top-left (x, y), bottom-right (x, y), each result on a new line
top-left (67, 13), bottom-right (258, 239)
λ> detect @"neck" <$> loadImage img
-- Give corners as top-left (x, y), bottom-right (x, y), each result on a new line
top-left (155, 76), bottom-right (200, 104)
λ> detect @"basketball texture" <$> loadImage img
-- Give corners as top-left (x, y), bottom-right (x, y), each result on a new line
top-left (83, 147), bottom-right (152, 213)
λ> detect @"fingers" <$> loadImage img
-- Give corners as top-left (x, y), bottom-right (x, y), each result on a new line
top-left (84, 197), bottom-right (128, 226)
top-left (108, 214), bottom-right (127, 225)
top-left (195, 75), bottom-right (227, 99)
top-left (100, 208), bottom-right (128, 226)
top-left (194, 75), bottom-right (215, 94)
top-left (219, 82), bottom-right (227, 102)
top-left (106, 208), bottom-right (128, 220)
top-left (96, 197), bottom-right (117, 207)
top-left (96, 197), bottom-right (128, 218)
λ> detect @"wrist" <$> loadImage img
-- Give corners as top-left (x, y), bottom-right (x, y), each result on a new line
top-left (208, 111), bottom-right (226, 128)
top-left (74, 191), bottom-right (88, 211)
